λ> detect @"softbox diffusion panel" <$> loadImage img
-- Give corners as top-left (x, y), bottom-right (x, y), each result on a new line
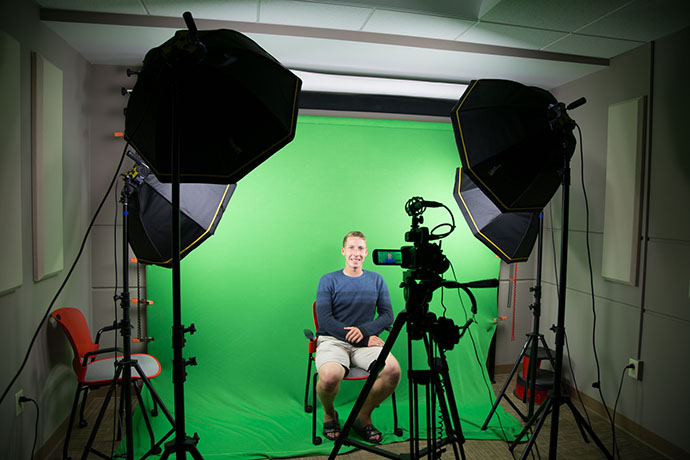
top-left (124, 28), bottom-right (302, 184)
top-left (451, 79), bottom-right (575, 212)
top-left (128, 169), bottom-right (235, 267)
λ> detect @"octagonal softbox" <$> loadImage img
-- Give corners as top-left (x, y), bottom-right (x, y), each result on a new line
top-left (451, 79), bottom-right (575, 212)
top-left (125, 28), bottom-right (301, 184)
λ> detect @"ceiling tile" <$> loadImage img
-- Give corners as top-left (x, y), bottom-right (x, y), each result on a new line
top-left (246, 33), bottom-right (606, 89)
top-left (362, 9), bottom-right (475, 40)
top-left (459, 22), bottom-right (567, 50)
top-left (259, 0), bottom-right (373, 30)
top-left (577, 0), bottom-right (690, 42)
top-left (36, 0), bottom-right (147, 15)
top-left (144, 0), bottom-right (259, 22)
top-left (299, 0), bottom-right (485, 19)
top-left (480, 0), bottom-right (630, 32)
top-left (544, 34), bottom-right (644, 59)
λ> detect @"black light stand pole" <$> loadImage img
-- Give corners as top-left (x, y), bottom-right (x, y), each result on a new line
top-left (526, 213), bottom-right (548, 419)
top-left (159, 77), bottom-right (203, 460)
top-left (509, 143), bottom-right (611, 460)
top-left (122, 184), bottom-right (135, 460)
top-left (80, 175), bottom-right (175, 460)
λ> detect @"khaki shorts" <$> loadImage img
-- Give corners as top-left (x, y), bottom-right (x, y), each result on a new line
top-left (315, 335), bottom-right (386, 376)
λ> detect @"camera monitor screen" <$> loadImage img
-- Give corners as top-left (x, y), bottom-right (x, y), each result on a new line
top-left (372, 249), bottom-right (403, 266)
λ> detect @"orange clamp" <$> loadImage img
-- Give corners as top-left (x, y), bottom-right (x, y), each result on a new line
top-left (131, 298), bottom-right (154, 305)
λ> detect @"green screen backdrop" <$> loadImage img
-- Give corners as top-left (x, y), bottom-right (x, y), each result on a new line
top-left (132, 116), bottom-right (521, 458)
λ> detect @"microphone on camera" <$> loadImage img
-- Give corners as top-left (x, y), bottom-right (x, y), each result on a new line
top-left (405, 197), bottom-right (443, 216)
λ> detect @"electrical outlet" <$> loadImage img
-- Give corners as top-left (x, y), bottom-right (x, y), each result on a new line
top-left (15, 389), bottom-right (24, 416)
top-left (628, 358), bottom-right (643, 380)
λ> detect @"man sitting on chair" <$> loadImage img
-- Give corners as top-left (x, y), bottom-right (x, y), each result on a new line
top-left (315, 231), bottom-right (401, 443)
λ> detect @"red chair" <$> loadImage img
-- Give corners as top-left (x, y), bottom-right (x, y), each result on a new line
top-left (304, 301), bottom-right (401, 444)
top-left (51, 307), bottom-right (162, 459)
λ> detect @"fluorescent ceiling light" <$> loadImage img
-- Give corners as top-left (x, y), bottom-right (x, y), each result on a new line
top-left (292, 70), bottom-right (467, 100)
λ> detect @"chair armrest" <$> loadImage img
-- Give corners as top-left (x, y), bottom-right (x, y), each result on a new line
top-left (82, 347), bottom-right (123, 366)
top-left (95, 322), bottom-right (120, 345)
top-left (304, 329), bottom-right (315, 340)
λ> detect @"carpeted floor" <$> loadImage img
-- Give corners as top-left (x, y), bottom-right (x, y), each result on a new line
top-left (50, 372), bottom-right (666, 460)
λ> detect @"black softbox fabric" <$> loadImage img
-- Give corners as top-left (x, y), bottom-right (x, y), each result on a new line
top-left (453, 167), bottom-right (539, 263)
top-left (124, 28), bottom-right (302, 184)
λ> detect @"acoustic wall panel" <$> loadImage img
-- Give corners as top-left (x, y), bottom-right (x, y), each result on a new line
top-left (32, 52), bottom-right (64, 281)
top-left (0, 31), bottom-right (22, 295)
top-left (602, 96), bottom-right (646, 285)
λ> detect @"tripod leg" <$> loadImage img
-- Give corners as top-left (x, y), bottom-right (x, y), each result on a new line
top-left (515, 397), bottom-right (552, 460)
top-left (329, 311), bottom-right (407, 460)
top-left (431, 371), bottom-right (462, 460)
top-left (509, 393), bottom-right (549, 451)
top-left (565, 399), bottom-right (613, 459)
top-left (435, 351), bottom-right (466, 460)
top-left (481, 336), bottom-right (532, 429)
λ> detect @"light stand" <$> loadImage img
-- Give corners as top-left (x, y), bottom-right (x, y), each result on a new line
top-left (508, 136), bottom-right (612, 460)
top-left (79, 174), bottom-right (175, 460)
top-left (160, 21), bottom-right (203, 458)
top-left (481, 213), bottom-right (556, 428)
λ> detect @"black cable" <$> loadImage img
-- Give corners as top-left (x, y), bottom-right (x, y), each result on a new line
top-left (613, 364), bottom-right (634, 460)
top-left (447, 262), bottom-right (513, 445)
top-left (0, 143), bottom-right (129, 409)
top-left (20, 396), bottom-right (39, 460)
top-left (576, 124), bottom-right (616, 442)
top-left (429, 202), bottom-right (456, 240)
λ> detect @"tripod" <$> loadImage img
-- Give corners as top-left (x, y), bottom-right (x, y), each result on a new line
top-left (507, 136), bottom-right (612, 460)
top-left (481, 213), bottom-right (556, 428)
top-left (79, 174), bottom-right (175, 460)
top-left (328, 271), bottom-right (497, 460)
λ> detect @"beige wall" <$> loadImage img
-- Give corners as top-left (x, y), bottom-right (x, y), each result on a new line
top-left (88, 64), bottom-right (146, 353)
top-left (540, 27), bottom-right (690, 457)
top-left (0, 2), bottom-right (92, 458)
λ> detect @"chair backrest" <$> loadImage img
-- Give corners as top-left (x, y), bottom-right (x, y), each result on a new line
top-left (312, 301), bottom-right (319, 330)
top-left (51, 307), bottom-right (99, 381)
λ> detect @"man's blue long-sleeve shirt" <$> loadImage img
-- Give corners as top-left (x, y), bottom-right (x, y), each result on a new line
top-left (315, 269), bottom-right (393, 346)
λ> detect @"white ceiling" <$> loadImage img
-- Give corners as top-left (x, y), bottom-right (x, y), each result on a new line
top-left (37, 0), bottom-right (690, 99)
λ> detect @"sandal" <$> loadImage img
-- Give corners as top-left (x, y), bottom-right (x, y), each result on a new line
top-left (353, 419), bottom-right (383, 444)
top-left (323, 414), bottom-right (341, 441)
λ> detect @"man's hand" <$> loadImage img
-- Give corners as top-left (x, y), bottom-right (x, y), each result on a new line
top-left (368, 336), bottom-right (384, 347)
top-left (344, 326), bottom-right (363, 344)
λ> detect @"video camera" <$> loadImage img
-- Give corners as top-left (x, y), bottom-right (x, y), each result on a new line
top-left (372, 197), bottom-right (453, 280)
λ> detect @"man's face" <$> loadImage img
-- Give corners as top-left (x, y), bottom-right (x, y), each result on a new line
top-left (342, 237), bottom-right (368, 271)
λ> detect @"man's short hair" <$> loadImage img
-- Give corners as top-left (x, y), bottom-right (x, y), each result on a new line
top-left (343, 231), bottom-right (367, 247)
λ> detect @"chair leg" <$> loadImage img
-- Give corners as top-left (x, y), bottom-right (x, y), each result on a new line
top-left (63, 384), bottom-right (83, 460)
top-left (133, 380), bottom-right (162, 454)
top-left (305, 356), bottom-right (313, 412)
top-left (78, 386), bottom-right (90, 428)
top-left (312, 373), bottom-right (322, 445)
top-left (148, 379), bottom-right (159, 417)
top-left (116, 384), bottom-right (125, 441)
top-left (391, 391), bottom-right (403, 436)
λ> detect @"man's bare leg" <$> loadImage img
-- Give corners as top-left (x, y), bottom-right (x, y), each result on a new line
top-left (317, 362), bottom-right (346, 439)
top-left (357, 354), bottom-right (402, 431)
